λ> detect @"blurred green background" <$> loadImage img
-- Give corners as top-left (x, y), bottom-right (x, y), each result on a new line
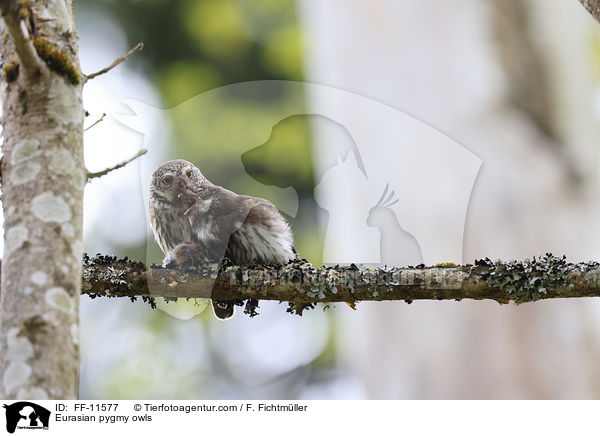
top-left (83, 0), bottom-right (324, 263)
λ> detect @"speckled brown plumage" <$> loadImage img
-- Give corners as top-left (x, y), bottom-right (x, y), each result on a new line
top-left (149, 159), bottom-right (296, 319)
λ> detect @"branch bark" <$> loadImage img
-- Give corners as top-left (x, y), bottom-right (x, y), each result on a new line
top-left (579, 0), bottom-right (600, 22)
top-left (80, 255), bottom-right (600, 310)
top-left (86, 148), bottom-right (147, 181)
top-left (84, 42), bottom-right (143, 81)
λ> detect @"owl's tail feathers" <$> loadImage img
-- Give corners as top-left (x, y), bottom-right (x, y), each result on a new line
top-left (212, 300), bottom-right (235, 320)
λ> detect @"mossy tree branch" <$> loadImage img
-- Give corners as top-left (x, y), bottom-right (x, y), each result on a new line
top-left (79, 254), bottom-right (600, 314)
top-left (0, 0), bottom-right (41, 78)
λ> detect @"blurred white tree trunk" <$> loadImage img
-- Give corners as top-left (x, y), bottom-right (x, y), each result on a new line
top-left (299, 0), bottom-right (600, 398)
top-left (0, 0), bottom-right (83, 399)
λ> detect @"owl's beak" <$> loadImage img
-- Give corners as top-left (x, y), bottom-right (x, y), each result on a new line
top-left (176, 179), bottom-right (192, 197)
top-left (178, 194), bottom-right (197, 215)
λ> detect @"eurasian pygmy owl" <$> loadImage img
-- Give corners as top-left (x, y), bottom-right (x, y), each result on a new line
top-left (149, 159), bottom-right (297, 319)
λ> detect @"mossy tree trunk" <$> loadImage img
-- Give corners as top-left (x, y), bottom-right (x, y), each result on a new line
top-left (0, 0), bottom-right (83, 399)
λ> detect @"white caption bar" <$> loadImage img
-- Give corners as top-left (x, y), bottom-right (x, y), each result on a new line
top-left (0, 400), bottom-right (597, 436)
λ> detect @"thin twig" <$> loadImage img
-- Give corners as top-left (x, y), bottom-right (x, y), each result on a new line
top-left (84, 42), bottom-right (143, 82)
top-left (87, 148), bottom-right (147, 181)
top-left (0, 1), bottom-right (41, 77)
top-left (84, 113), bottom-right (106, 131)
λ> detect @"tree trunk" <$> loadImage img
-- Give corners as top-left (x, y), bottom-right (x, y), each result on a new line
top-left (0, 0), bottom-right (83, 399)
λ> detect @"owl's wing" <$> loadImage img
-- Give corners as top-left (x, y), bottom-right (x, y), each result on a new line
top-left (228, 195), bottom-right (298, 264)
top-left (237, 196), bottom-right (282, 227)
top-left (207, 189), bottom-right (284, 232)
top-left (184, 185), bottom-right (251, 242)
top-left (186, 185), bottom-right (296, 263)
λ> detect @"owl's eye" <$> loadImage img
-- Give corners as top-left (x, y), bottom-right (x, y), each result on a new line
top-left (186, 170), bottom-right (193, 179)
top-left (162, 176), bottom-right (173, 185)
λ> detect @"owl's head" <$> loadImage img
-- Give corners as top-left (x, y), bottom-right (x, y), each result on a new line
top-left (150, 159), bottom-right (207, 203)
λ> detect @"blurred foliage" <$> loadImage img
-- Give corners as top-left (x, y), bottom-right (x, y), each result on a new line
top-left (591, 31), bottom-right (600, 81)
top-left (82, 0), bottom-right (304, 101)
top-left (79, 0), bottom-right (323, 264)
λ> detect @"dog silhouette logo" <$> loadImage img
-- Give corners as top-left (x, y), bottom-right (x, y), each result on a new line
top-left (3, 402), bottom-right (50, 433)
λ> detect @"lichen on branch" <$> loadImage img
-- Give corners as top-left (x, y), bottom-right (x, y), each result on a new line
top-left (78, 253), bottom-right (600, 317)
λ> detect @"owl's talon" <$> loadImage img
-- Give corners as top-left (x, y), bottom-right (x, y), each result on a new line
top-left (173, 242), bottom-right (201, 268)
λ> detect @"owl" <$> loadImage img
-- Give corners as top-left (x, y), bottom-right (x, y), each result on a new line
top-left (149, 159), bottom-right (297, 319)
